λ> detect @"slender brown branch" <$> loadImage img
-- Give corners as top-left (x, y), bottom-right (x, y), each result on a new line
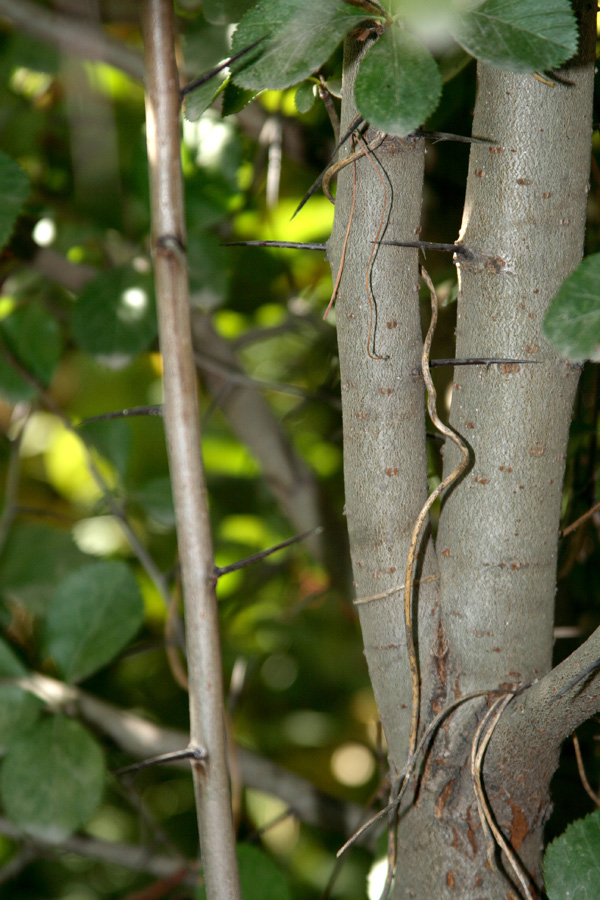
top-left (0, 816), bottom-right (195, 883)
top-left (573, 733), bottom-right (600, 806)
top-left (225, 240), bottom-right (326, 250)
top-left (79, 406), bottom-right (163, 424)
top-left (115, 746), bottom-right (207, 776)
top-left (560, 500), bottom-right (600, 538)
top-left (215, 527), bottom-right (323, 577)
top-left (14, 673), bottom-right (372, 847)
top-left (140, 4), bottom-right (240, 898)
top-left (180, 38), bottom-right (266, 98)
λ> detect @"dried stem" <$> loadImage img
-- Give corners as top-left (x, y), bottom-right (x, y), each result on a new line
top-left (140, 3), bottom-right (240, 899)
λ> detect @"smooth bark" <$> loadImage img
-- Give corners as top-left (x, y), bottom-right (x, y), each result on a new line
top-left (327, 38), bottom-right (439, 771)
top-left (140, 3), bottom-right (240, 898)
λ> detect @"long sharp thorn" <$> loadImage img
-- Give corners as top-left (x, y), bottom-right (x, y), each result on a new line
top-left (224, 240), bottom-right (326, 251)
top-left (180, 37), bottom-right (266, 99)
top-left (291, 115), bottom-right (365, 220)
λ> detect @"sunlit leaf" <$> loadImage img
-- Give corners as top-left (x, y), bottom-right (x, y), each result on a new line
top-left (451, 0), bottom-right (577, 73)
top-left (45, 561), bottom-right (144, 682)
top-left (231, 0), bottom-right (375, 91)
top-left (544, 809), bottom-right (600, 900)
top-left (543, 254), bottom-right (600, 362)
top-left (354, 26), bottom-right (442, 136)
top-left (70, 267), bottom-right (157, 366)
top-left (0, 302), bottom-right (62, 403)
top-left (0, 716), bottom-right (104, 842)
top-left (0, 151), bottom-right (29, 251)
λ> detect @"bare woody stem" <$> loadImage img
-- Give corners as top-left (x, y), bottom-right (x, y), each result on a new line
top-left (139, 3), bottom-right (240, 899)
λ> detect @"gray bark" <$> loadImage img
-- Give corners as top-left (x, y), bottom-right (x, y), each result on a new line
top-left (333, 5), bottom-right (598, 898)
top-left (327, 38), bottom-right (439, 771)
top-left (392, 9), bottom-right (597, 897)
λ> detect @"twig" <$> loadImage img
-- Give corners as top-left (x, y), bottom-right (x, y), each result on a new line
top-left (322, 131), bottom-right (386, 204)
top-left (355, 131), bottom-right (390, 360)
top-left (318, 75), bottom-right (340, 142)
top-left (115, 746), bottom-right (207, 777)
top-left (225, 240), bottom-right (325, 250)
top-left (215, 527), bottom-right (323, 577)
top-left (560, 500), bottom-right (600, 538)
top-left (79, 405), bottom-right (163, 424)
top-left (337, 689), bottom-right (495, 856)
top-left (0, 816), bottom-right (195, 883)
top-left (140, 4), bottom-right (241, 899)
top-left (291, 114), bottom-right (365, 219)
top-left (353, 574), bottom-right (440, 606)
top-left (324, 149), bottom-right (357, 319)
top-left (404, 268), bottom-right (470, 761)
top-left (572, 733), bottom-right (600, 806)
top-left (471, 694), bottom-right (535, 900)
top-left (180, 38), bottom-right (266, 98)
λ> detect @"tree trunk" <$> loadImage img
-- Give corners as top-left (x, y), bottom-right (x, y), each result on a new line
top-left (330, 5), bottom-right (597, 897)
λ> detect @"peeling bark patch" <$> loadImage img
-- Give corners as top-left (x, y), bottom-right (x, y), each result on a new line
top-left (434, 779), bottom-right (454, 819)
top-left (507, 799), bottom-right (529, 850)
top-left (466, 804), bottom-right (479, 857)
top-left (434, 621), bottom-right (449, 689)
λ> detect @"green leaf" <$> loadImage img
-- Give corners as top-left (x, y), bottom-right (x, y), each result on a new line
top-left (231, 0), bottom-right (374, 91)
top-left (544, 809), bottom-right (600, 900)
top-left (0, 685), bottom-right (43, 752)
top-left (0, 524), bottom-right (89, 615)
top-left (70, 267), bottom-right (157, 366)
top-left (45, 560), bottom-right (144, 683)
top-left (451, 0), bottom-right (577, 73)
top-left (221, 79), bottom-right (260, 116)
top-left (543, 254), bottom-right (600, 363)
top-left (354, 27), bottom-right (442, 136)
top-left (0, 152), bottom-right (30, 251)
top-left (183, 73), bottom-right (227, 122)
top-left (295, 81), bottom-right (317, 113)
top-left (0, 716), bottom-right (105, 842)
top-left (0, 302), bottom-right (62, 403)
top-left (196, 843), bottom-right (292, 900)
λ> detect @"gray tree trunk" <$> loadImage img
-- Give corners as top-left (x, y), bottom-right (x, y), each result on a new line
top-left (329, 5), bottom-right (597, 896)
